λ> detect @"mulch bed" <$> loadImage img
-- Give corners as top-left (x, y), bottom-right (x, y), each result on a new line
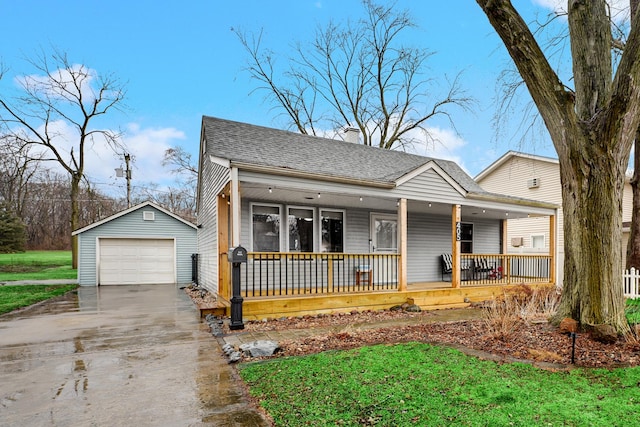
top-left (227, 309), bottom-right (640, 368)
top-left (185, 286), bottom-right (640, 368)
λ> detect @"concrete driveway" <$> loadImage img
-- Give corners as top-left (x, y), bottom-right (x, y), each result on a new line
top-left (0, 284), bottom-right (269, 426)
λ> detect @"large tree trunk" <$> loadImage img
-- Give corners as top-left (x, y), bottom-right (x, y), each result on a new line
top-left (556, 142), bottom-right (629, 332)
top-left (70, 173), bottom-right (80, 269)
top-left (477, 0), bottom-right (640, 333)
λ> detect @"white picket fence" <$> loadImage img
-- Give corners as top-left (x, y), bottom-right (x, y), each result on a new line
top-left (624, 268), bottom-right (640, 299)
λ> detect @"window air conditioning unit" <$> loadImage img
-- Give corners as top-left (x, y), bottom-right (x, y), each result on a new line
top-left (527, 178), bottom-right (540, 188)
top-left (511, 237), bottom-right (523, 247)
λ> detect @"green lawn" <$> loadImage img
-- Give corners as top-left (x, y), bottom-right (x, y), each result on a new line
top-left (0, 284), bottom-right (78, 314)
top-left (240, 342), bottom-right (640, 426)
top-left (0, 251), bottom-right (76, 281)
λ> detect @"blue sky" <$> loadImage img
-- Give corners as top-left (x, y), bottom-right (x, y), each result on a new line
top-left (1, 1), bottom-right (564, 197)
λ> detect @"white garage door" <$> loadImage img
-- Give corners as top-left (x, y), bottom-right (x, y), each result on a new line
top-left (99, 238), bottom-right (175, 285)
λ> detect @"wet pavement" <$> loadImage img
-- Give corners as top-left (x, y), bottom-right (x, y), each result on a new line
top-left (0, 284), bottom-right (269, 427)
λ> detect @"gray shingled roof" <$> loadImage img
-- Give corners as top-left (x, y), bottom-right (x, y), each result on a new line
top-left (202, 116), bottom-right (486, 193)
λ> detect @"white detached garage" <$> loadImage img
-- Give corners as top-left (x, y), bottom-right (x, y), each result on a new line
top-left (73, 202), bottom-right (197, 286)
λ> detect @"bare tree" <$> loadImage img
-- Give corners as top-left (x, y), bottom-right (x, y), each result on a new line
top-left (234, 0), bottom-right (471, 150)
top-left (0, 49), bottom-right (127, 267)
top-left (0, 135), bottom-right (44, 218)
top-left (477, 0), bottom-right (640, 333)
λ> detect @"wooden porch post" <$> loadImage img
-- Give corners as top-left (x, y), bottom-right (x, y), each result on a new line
top-left (451, 204), bottom-right (461, 288)
top-left (218, 190), bottom-right (231, 300)
top-left (501, 219), bottom-right (508, 254)
top-left (230, 167), bottom-right (241, 247)
top-left (398, 198), bottom-right (407, 291)
top-left (549, 213), bottom-right (557, 284)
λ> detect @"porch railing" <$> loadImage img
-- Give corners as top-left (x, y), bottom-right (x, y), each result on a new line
top-left (460, 254), bottom-right (553, 286)
top-left (242, 252), bottom-right (400, 298)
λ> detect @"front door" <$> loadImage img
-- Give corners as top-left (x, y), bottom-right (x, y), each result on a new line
top-left (370, 214), bottom-right (398, 285)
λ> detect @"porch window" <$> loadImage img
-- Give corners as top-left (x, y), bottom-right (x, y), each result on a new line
top-left (460, 223), bottom-right (473, 253)
top-left (252, 204), bottom-right (280, 252)
top-left (320, 209), bottom-right (344, 252)
top-left (288, 207), bottom-right (314, 252)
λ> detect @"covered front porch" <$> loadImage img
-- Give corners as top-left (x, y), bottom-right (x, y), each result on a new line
top-left (215, 176), bottom-right (557, 319)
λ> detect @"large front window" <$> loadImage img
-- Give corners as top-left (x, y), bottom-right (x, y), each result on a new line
top-left (288, 207), bottom-right (314, 252)
top-left (252, 204), bottom-right (280, 252)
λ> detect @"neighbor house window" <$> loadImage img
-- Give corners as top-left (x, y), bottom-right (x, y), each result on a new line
top-left (252, 204), bottom-right (280, 252)
top-left (460, 223), bottom-right (473, 253)
top-left (320, 209), bottom-right (344, 252)
top-left (531, 234), bottom-right (545, 249)
top-left (288, 207), bottom-right (314, 252)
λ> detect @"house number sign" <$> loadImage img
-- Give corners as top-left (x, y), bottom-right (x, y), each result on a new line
top-left (455, 221), bottom-right (461, 241)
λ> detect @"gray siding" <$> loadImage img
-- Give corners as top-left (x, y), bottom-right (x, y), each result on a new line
top-left (197, 158), bottom-right (231, 294)
top-left (392, 169), bottom-right (466, 204)
top-left (77, 206), bottom-right (196, 286)
top-left (239, 200), bottom-right (502, 283)
top-left (405, 214), bottom-right (501, 283)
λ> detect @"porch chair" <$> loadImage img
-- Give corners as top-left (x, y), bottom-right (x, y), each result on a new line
top-left (355, 265), bottom-right (373, 287)
top-left (473, 257), bottom-right (491, 280)
top-left (440, 253), bottom-right (453, 281)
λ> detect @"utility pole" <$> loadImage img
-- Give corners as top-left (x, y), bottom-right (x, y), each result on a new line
top-left (124, 153), bottom-right (132, 208)
top-left (115, 153), bottom-right (132, 208)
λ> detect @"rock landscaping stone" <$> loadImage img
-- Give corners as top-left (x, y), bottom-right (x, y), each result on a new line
top-left (239, 340), bottom-right (280, 357)
top-left (559, 317), bottom-right (579, 334)
top-left (204, 314), bottom-right (224, 337)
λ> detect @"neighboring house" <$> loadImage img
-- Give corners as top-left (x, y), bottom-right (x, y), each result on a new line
top-left (475, 151), bottom-right (633, 285)
top-left (196, 117), bottom-right (559, 319)
top-left (72, 201), bottom-right (197, 286)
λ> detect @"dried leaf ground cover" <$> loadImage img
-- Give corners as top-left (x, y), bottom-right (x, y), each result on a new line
top-left (228, 285), bottom-right (640, 368)
top-left (239, 343), bottom-right (640, 426)
top-left (237, 311), bottom-right (640, 368)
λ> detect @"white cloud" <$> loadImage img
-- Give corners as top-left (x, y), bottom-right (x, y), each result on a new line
top-left (405, 126), bottom-right (468, 171)
top-left (28, 120), bottom-right (187, 196)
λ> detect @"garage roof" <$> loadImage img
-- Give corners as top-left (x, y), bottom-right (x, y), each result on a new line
top-left (72, 201), bottom-right (196, 236)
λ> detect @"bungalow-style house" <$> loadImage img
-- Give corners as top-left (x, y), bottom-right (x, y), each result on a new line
top-left (475, 151), bottom-right (634, 285)
top-left (196, 117), bottom-right (559, 319)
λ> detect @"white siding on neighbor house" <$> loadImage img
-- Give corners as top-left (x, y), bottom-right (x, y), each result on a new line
top-left (392, 168), bottom-right (466, 204)
top-left (197, 158), bottom-right (231, 294)
top-left (476, 155), bottom-right (565, 252)
top-left (76, 206), bottom-right (196, 286)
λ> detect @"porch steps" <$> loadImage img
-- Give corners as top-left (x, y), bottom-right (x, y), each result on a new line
top-left (197, 297), bottom-right (229, 318)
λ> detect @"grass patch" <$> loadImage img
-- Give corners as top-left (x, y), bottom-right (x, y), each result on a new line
top-left (0, 251), bottom-right (75, 281)
top-left (626, 298), bottom-right (640, 325)
top-left (240, 342), bottom-right (640, 426)
top-left (0, 284), bottom-right (78, 315)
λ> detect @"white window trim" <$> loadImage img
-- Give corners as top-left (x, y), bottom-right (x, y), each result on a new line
top-left (530, 233), bottom-right (546, 249)
top-left (250, 202), bottom-right (282, 252)
top-left (370, 212), bottom-right (398, 253)
top-left (286, 205), bottom-right (317, 252)
top-left (319, 208), bottom-right (347, 253)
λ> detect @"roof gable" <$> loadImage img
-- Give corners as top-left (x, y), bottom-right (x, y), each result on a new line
top-left (475, 151), bottom-right (559, 182)
top-left (72, 201), bottom-right (196, 235)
